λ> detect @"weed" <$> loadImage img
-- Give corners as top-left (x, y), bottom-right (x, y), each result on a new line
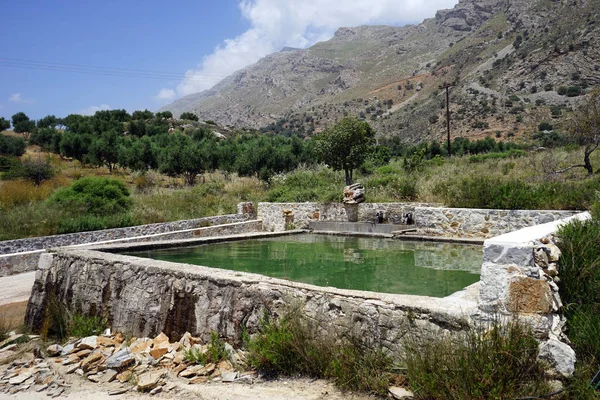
top-left (402, 321), bottom-right (550, 400)
top-left (247, 309), bottom-right (395, 395)
top-left (183, 332), bottom-right (230, 365)
top-left (69, 314), bottom-right (107, 338)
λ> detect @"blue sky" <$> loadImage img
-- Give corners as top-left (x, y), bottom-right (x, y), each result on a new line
top-left (0, 0), bottom-right (457, 121)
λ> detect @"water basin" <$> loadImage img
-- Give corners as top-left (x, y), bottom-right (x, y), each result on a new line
top-left (123, 234), bottom-right (482, 297)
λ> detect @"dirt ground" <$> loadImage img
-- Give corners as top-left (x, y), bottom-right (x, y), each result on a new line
top-left (0, 297), bottom-right (377, 400)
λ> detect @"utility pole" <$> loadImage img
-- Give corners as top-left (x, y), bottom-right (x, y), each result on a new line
top-left (440, 82), bottom-right (455, 156)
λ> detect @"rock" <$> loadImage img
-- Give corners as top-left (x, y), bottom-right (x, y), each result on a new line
top-left (88, 374), bottom-right (101, 383)
top-left (389, 386), bottom-right (414, 399)
top-left (97, 337), bottom-right (117, 347)
top-left (9, 371), bottom-right (32, 385)
top-left (221, 372), bottom-right (237, 382)
top-left (106, 348), bottom-right (135, 369)
top-left (546, 263), bottom-right (559, 277)
top-left (179, 332), bottom-right (192, 348)
top-left (108, 387), bottom-right (128, 395)
top-left (46, 344), bottom-right (63, 357)
top-left (116, 370), bottom-right (133, 383)
top-left (60, 344), bottom-right (75, 356)
top-left (545, 243), bottom-right (561, 262)
top-left (103, 369), bottom-right (118, 383)
top-left (129, 338), bottom-right (152, 355)
top-left (0, 334), bottom-right (25, 349)
top-left (75, 349), bottom-right (92, 358)
top-left (533, 247), bottom-right (549, 268)
top-left (35, 384), bottom-right (48, 392)
top-left (538, 339), bottom-right (576, 378)
top-left (343, 183), bottom-right (365, 204)
top-left (77, 336), bottom-right (98, 350)
top-left (0, 343), bottom-right (18, 353)
top-left (81, 352), bottom-right (103, 371)
top-left (114, 332), bottom-right (125, 344)
top-left (179, 365), bottom-right (202, 378)
top-left (217, 360), bottom-right (233, 373)
top-left (150, 386), bottom-right (162, 395)
top-left (507, 277), bottom-right (553, 314)
top-left (61, 354), bottom-right (80, 366)
top-left (189, 376), bottom-right (208, 384)
top-left (65, 363), bottom-right (81, 374)
top-left (152, 333), bottom-right (169, 347)
top-left (149, 347), bottom-right (168, 360)
top-left (136, 370), bottom-right (165, 392)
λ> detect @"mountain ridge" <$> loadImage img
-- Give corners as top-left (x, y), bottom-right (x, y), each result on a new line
top-left (161, 0), bottom-right (600, 142)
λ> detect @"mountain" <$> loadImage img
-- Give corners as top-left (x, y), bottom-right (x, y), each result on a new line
top-left (160, 0), bottom-right (600, 143)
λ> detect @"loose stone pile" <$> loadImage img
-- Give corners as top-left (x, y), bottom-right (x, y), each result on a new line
top-left (1, 330), bottom-right (255, 396)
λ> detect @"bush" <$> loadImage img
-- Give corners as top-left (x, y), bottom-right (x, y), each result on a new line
top-left (0, 134), bottom-right (26, 156)
top-left (21, 157), bottom-right (54, 186)
top-left (183, 332), bottom-right (229, 365)
top-left (47, 176), bottom-right (132, 216)
top-left (566, 86), bottom-right (583, 97)
top-left (403, 321), bottom-right (550, 399)
top-left (56, 214), bottom-right (138, 234)
top-left (247, 309), bottom-right (394, 395)
top-left (70, 315), bottom-right (107, 338)
top-left (538, 122), bottom-right (553, 131)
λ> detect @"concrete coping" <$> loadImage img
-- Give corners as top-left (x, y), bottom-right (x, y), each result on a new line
top-left (485, 212), bottom-right (591, 246)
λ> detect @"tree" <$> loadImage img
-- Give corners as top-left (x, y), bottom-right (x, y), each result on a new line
top-left (313, 117), bottom-right (375, 185)
top-left (21, 156), bottom-right (54, 186)
top-left (180, 112), bottom-right (199, 121)
top-left (37, 115), bottom-right (59, 129)
top-left (11, 112), bottom-right (36, 141)
top-left (158, 133), bottom-right (209, 185)
top-left (0, 117), bottom-right (10, 132)
top-left (155, 111), bottom-right (173, 119)
top-left (88, 130), bottom-right (121, 172)
top-left (132, 109), bottom-right (154, 120)
top-left (569, 89), bottom-right (600, 174)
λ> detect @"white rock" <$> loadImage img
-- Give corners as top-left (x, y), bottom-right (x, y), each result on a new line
top-left (389, 386), bottom-right (414, 399)
top-left (77, 336), bottom-right (98, 350)
top-left (538, 339), bottom-right (576, 378)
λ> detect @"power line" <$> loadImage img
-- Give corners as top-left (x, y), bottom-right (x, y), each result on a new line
top-left (0, 57), bottom-right (227, 82)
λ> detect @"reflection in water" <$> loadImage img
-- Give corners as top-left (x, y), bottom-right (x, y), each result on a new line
top-left (124, 234), bottom-right (483, 298)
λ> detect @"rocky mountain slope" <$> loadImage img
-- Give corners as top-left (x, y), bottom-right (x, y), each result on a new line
top-left (161, 0), bottom-right (600, 143)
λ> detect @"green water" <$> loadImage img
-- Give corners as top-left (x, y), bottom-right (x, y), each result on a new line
top-left (124, 234), bottom-right (482, 298)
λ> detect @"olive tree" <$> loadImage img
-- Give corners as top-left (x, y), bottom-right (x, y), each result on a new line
top-left (569, 89), bottom-right (600, 174)
top-left (313, 117), bottom-right (375, 185)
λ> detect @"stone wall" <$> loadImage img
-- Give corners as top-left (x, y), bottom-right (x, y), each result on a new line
top-left (473, 212), bottom-right (590, 377)
top-left (258, 202), bottom-right (428, 232)
top-left (416, 207), bottom-right (578, 238)
top-left (26, 244), bottom-right (478, 359)
top-left (0, 214), bottom-right (248, 256)
top-left (0, 218), bottom-right (258, 278)
top-left (257, 202), bottom-right (577, 238)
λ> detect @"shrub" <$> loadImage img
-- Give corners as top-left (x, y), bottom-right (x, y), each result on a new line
top-left (538, 122), bottom-right (553, 131)
top-left (247, 309), bottom-right (395, 395)
top-left (47, 176), bottom-right (132, 216)
top-left (403, 321), bottom-right (550, 400)
top-left (183, 332), bottom-right (229, 365)
top-left (21, 157), bottom-right (54, 186)
top-left (70, 315), bottom-right (107, 338)
top-left (56, 214), bottom-right (138, 234)
top-left (566, 86), bottom-right (582, 97)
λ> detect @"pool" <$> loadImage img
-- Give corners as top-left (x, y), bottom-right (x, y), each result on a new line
top-left (123, 234), bottom-right (482, 297)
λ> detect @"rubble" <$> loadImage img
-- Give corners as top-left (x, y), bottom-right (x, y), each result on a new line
top-left (0, 330), bottom-right (255, 397)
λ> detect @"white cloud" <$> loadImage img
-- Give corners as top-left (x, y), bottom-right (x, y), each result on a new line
top-left (169, 0), bottom-right (458, 98)
top-left (154, 88), bottom-right (176, 101)
top-left (8, 92), bottom-right (34, 104)
top-left (80, 104), bottom-right (111, 116)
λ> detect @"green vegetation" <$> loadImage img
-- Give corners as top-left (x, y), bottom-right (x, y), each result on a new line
top-left (183, 332), bottom-right (229, 365)
top-left (403, 321), bottom-right (550, 399)
top-left (69, 314), bottom-right (107, 338)
top-left (557, 207), bottom-right (600, 398)
top-left (247, 309), bottom-right (394, 395)
top-left (313, 117), bottom-right (375, 185)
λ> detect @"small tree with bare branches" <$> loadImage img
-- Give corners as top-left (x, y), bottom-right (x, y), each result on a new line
top-left (570, 89), bottom-right (600, 175)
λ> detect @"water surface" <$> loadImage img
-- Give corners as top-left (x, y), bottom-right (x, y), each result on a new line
top-left (124, 234), bottom-right (482, 297)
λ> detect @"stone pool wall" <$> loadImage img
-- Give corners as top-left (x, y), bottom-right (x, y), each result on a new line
top-left (257, 202), bottom-right (577, 238)
top-left (25, 240), bottom-right (477, 359)
top-left (473, 212), bottom-right (590, 377)
top-left (0, 215), bottom-right (254, 277)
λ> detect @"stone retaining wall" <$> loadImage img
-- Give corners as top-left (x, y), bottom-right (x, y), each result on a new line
top-left (417, 207), bottom-right (578, 238)
top-left (0, 214), bottom-right (247, 256)
top-left (258, 202), bottom-right (430, 232)
top-left (25, 244), bottom-right (478, 359)
top-left (472, 212), bottom-right (590, 377)
top-left (0, 218), bottom-right (258, 277)
top-left (257, 202), bottom-right (577, 238)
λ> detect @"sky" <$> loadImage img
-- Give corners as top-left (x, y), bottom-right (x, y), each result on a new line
top-left (0, 0), bottom-right (458, 121)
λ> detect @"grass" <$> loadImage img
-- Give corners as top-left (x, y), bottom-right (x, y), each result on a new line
top-left (246, 309), bottom-right (395, 395)
top-left (183, 331), bottom-right (230, 365)
top-left (402, 321), bottom-right (551, 400)
top-left (556, 209), bottom-right (600, 398)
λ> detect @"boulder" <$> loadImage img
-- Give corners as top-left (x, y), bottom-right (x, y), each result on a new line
top-left (77, 336), bottom-right (98, 350)
top-left (106, 348), bottom-right (135, 369)
top-left (136, 370), bottom-right (165, 391)
top-left (389, 386), bottom-right (414, 399)
top-left (46, 344), bottom-right (63, 357)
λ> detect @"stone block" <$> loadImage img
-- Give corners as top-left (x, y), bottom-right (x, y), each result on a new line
top-left (507, 277), bottom-right (552, 314)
